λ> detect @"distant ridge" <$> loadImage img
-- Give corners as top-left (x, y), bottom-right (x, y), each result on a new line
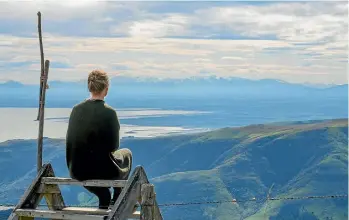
top-left (1, 76), bottom-right (348, 90)
top-left (0, 76), bottom-right (347, 108)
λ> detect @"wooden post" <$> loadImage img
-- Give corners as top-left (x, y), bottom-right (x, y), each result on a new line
top-left (37, 60), bottom-right (50, 173)
top-left (37, 11), bottom-right (45, 121)
top-left (139, 169), bottom-right (163, 220)
top-left (18, 217), bottom-right (32, 220)
top-left (108, 166), bottom-right (162, 220)
top-left (108, 167), bottom-right (142, 220)
top-left (141, 184), bottom-right (155, 220)
top-left (8, 164), bottom-right (52, 220)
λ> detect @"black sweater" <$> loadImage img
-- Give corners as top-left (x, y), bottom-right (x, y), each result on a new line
top-left (66, 99), bottom-right (120, 180)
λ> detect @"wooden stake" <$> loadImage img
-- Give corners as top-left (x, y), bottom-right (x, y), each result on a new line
top-left (37, 11), bottom-right (45, 121)
top-left (141, 184), bottom-right (155, 220)
top-left (37, 60), bottom-right (50, 173)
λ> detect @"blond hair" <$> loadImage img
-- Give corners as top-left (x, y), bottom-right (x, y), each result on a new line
top-left (88, 70), bottom-right (109, 94)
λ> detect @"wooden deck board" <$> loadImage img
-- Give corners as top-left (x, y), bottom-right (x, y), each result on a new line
top-left (62, 207), bottom-right (110, 215)
top-left (15, 208), bottom-right (140, 220)
top-left (41, 177), bottom-right (127, 188)
top-left (15, 209), bottom-right (105, 220)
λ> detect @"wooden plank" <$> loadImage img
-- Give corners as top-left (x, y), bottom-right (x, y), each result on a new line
top-left (42, 177), bottom-right (127, 188)
top-left (130, 210), bottom-right (140, 219)
top-left (7, 164), bottom-right (52, 220)
top-left (62, 207), bottom-right (110, 215)
top-left (43, 166), bottom-right (65, 220)
top-left (43, 164), bottom-right (65, 211)
top-left (18, 217), bottom-right (33, 220)
top-left (61, 207), bottom-right (140, 218)
top-left (107, 166), bottom-right (142, 220)
top-left (36, 184), bottom-right (61, 194)
top-left (15, 209), bottom-right (105, 220)
top-left (141, 184), bottom-right (155, 220)
top-left (15, 209), bottom-right (140, 220)
top-left (45, 193), bottom-right (65, 210)
top-left (36, 59), bottom-right (50, 173)
top-left (44, 194), bottom-right (63, 220)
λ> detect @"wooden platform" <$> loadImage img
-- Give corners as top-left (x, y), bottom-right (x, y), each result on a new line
top-left (15, 208), bottom-right (140, 220)
top-left (8, 163), bottom-right (163, 220)
top-left (41, 177), bottom-right (127, 188)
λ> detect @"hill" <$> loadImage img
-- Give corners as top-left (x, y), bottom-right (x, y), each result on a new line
top-left (0, 118), bottom-right (347, 219)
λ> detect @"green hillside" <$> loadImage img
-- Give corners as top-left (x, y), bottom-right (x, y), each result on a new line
top-left (133, 118), bottom-right (348, 219)
top-left (0, 118), bottom-right (347, 219)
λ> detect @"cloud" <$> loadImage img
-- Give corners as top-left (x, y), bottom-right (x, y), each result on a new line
top-left (0, 35), bottom-right (345, 84)
top-left (221, 57), bottom-right (243, 60)
top-left (0, 1), bottom-right (108, 21)
top-left (192, 2), bottom-right (348, 43)
top-left (127, 15), bottom-right (189, 38)
top-left (0, 1), bottom-right (347, 85)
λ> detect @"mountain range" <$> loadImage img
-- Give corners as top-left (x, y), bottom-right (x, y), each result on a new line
top-left (1, 76), bottom-right (348, 93)
top-left (0, 118), bottom-right (347, 219)
top-left (0, 77), bottom-right (347, 112)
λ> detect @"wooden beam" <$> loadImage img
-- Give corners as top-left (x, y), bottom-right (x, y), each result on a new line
top-left (42, 177), bottom-right (127, 188)
top-left (130, 210), bottom-right (141, 219)
top-left (36, 184), bottom-right (61, 194)
top-left (107, 166), bottom-right (142, 220)
top-left (15, 209), bottom-right (105, 220)
top-left (18, 217), bottom-right (33, 220)
top-left (14, 209), bottom-right (140, 220)
top-left (42, 165), bottom-right (65, 220)
top-left (8, 164), bottom-right (52, 220)
top-left (139, 169), bottom-right (163, 220)
top-left (44, 192), bottom-right (65, 211)
top-left (36, 59), bottom-right (50, 173)
top-left (36, 11), bottom-right (45, 121)
top-left (141, 184), bottom-right (155, 220)
top-left (61, 207), bottom-right (110, 215)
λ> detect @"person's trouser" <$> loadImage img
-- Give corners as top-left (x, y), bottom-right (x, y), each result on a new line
top-left (84, 148), bottom-right (132, 209)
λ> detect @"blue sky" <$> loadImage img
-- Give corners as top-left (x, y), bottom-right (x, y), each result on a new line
top-left (0, 1), bottom-right (347, 85)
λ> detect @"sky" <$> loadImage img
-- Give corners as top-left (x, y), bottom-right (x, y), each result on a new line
top-left (0, 1), bottom-right (347, 85)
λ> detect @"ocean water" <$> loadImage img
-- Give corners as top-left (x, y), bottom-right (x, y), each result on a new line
top-left (0, 93), bottom-right (347, 142)
top-left (109, 96), bottom-right (348, 128)
top-left (0, 108), bottom-right (209, 142)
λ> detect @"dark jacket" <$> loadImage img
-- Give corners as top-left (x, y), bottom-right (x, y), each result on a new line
top-left (66, 99), bottom-right (120, 180)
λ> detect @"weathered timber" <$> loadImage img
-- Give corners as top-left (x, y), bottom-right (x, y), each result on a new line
top-left (15, 209), bottom-right (106, 220)
top-left (10, 163), bottom-right (161, 220)
top-left (36, 11), bottom-right (45, 121)
top-left (18, 217), bottom-right (32, 220)
top-left (108, 166), bottom-right (143, 220)
top-left (36, 59), bottom-right (50, 173)
top-left (61, 207), bottom-right (110, 215)
top-left (36, 184), bottom-right (61, 194)
top-left (44, 193), bottom-right (64, 209)
top-left (141, 184), bottom-right (155, 220)
top-left (42, 177), bottom-right (127, 188)
top-left (8, 163), bottom-right (66, 220)
top-left (44, 193), bottom-right (65, 220)
top-left (42, 164), bottom-right (65, 211)
top-left (15, 209), bottom-right (141, 220)
top-left (61, 207), bottom-right (140, 218)
top-left (139, 169), bottom-right (163, 220)
top-left (8, 164), bottom-right (52, 220)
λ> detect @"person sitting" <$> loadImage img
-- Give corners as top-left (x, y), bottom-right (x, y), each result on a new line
top-left (65, 69), bottom-right (132, 209)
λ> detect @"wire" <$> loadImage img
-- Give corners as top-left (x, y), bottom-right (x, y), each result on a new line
top-left (157, 194), bottom-right (348, 207)
top-left (0, 194), bottom-right (347, 209)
